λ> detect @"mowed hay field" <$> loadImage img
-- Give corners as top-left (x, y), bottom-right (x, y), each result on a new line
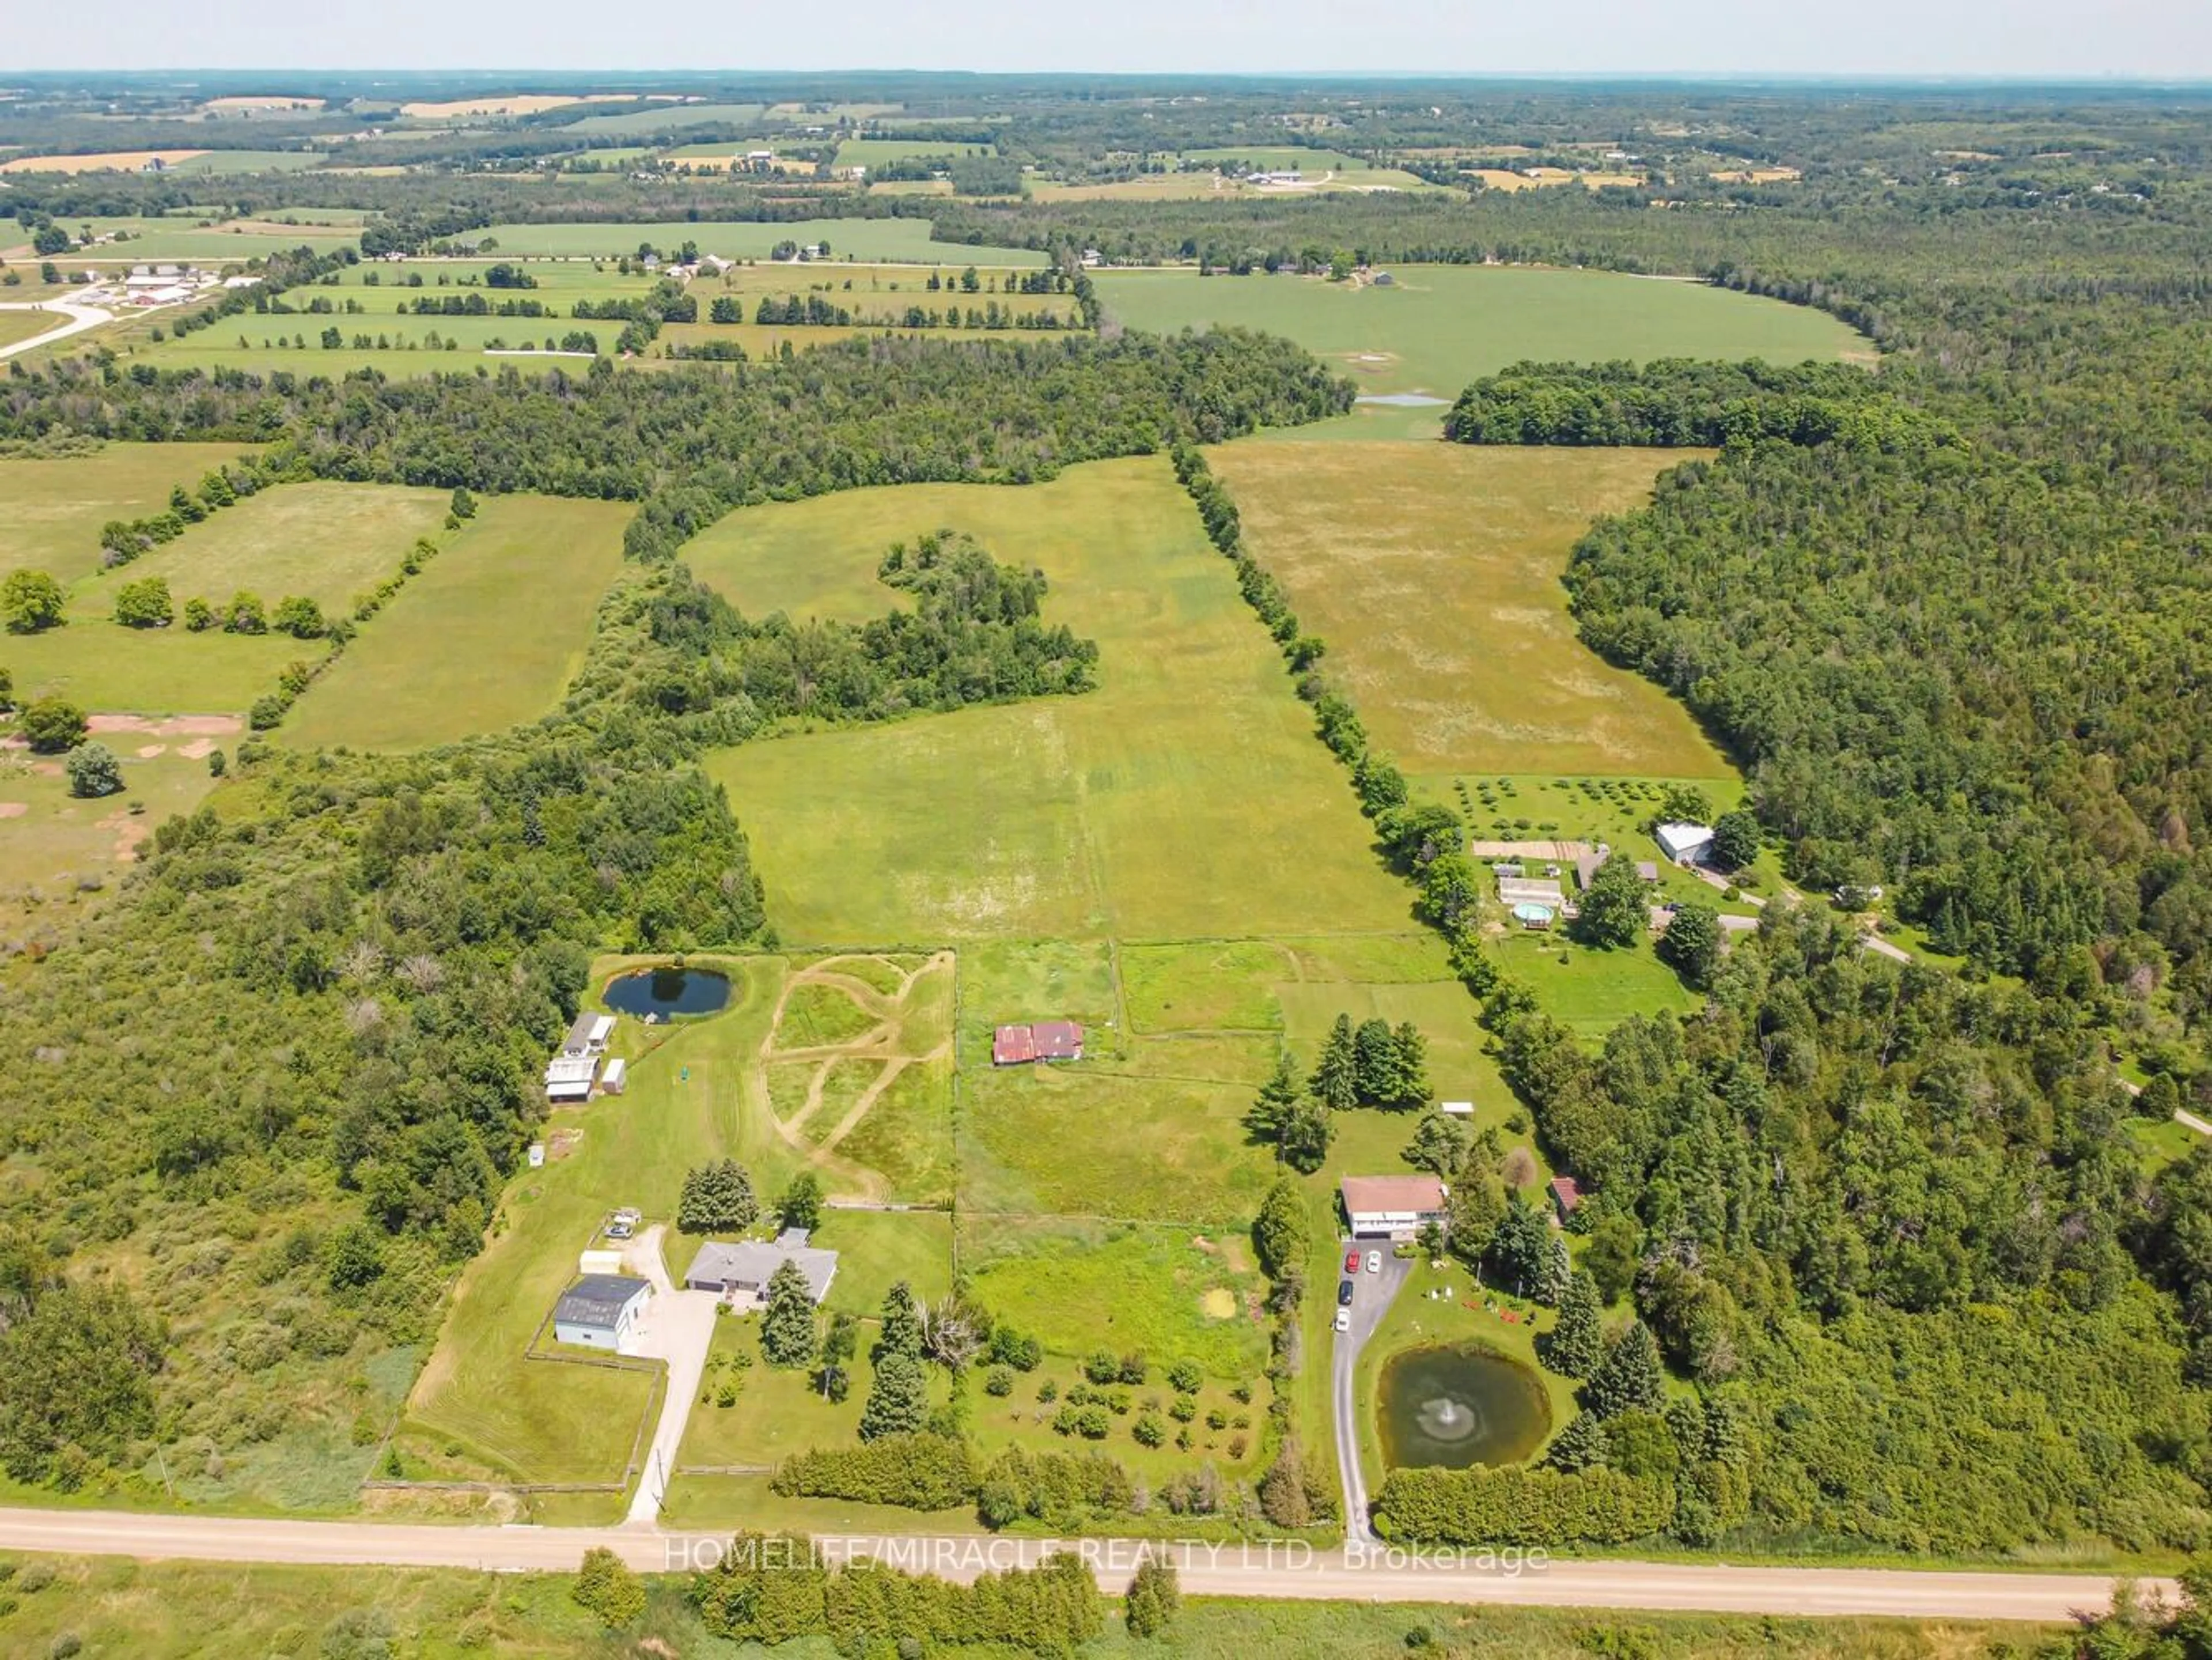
top-left (1095, 266), bottom-right (1868, 400)
top-left (0, 443), bottom-right (258, 584)
top-left (2, 482), bottom-right (449, 714)
top-left (696, 457), bottom-right (1415, 944)
top-left (1210, 441), bottom-right (1734, 778)
top-left (281, 495), bottom-right (631, 751)
top-left (478, 218), bottom-right (1047, 266)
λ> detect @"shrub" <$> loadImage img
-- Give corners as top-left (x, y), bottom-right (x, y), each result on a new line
top-left (984, 1366), bottom-right (1014, 1397)
top-left (771, 1432), bottom-right (977, 1509)
top-left (64, 742), bottom-right (123, 799)
top-left (572, 1546), bottom-right (645, 1628)
top-left (1084, 1348), bottom-right (1119, 1384)
top-left (19, 697), bottom-right (86, 753)
top-left (1168, 1359), bottom-right (1203, 1394)
top-left (1374, 1466), bottom-right (1672, 1545)
top-left (1132, 1412), bottom-right (1165, 1447)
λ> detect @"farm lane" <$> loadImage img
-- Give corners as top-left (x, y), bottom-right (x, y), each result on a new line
top-left (0, 1505), bottom-right (2156, 1622)
top-left (620, 1226), bottom-right (719, 1526)
top-left (0, 298), bottom-right (113, 360)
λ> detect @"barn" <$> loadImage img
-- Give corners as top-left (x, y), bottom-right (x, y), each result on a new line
top-left (552, 1274), bottom-right (650, 1351)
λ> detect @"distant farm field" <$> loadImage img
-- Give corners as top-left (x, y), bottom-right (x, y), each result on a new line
top-left (1096, 266), bottom-right (1868, 403)
top-left (477, 218), bottom-right (1047, 266)
top-left (696, 457), bottom-right (1414, 944)
top-left (560, 101), bottom-right (767, 137)
top-left (1210, 441), bottom-right (1734, 778)
top-left (0, 445), bottom-right (256, 588)
top-left (834, 137), bottom-right (993, 168)
top-left (0, 149), bottom-right (209, 175)
top-left (281, 495), bottom-right (631, 751)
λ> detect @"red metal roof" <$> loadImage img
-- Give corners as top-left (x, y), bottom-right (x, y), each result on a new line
top-left (1548, 1176), bottom-right (1583, 1212)
top-left (993, 1026), bottom-right (1037, 1065)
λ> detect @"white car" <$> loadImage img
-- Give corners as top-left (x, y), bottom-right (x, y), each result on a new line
top-left (1334, 1306), bottom-right (1351, 1333)
top-left (1365, 1250), bottom-right (1382, 1275)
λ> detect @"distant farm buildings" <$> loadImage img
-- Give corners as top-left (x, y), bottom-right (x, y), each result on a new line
top-left (992, 1020), bottom-right (1085, 1066)
top-left (544, 1011), bottom-right (619, 1101)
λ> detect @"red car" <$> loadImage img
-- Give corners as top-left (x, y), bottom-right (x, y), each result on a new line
top-left (1344, 1249), bottom-right (1362, 1274)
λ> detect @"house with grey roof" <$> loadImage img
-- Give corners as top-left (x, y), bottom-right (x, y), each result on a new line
top-left (552, 1273), bottom-right (650, 1351)
top-left (685, 1229), bottom-right (838, 1309)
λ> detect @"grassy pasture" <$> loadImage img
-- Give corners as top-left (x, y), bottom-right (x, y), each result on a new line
top-left (168, 150), bottom-right (326, 173)
top-left (1209, 440), bottom-right (1734, 778)
top-left (0, 443), bottom-right (251, 584)
top-left (47, 220), bottom-right (361, 261)
top-left (0, 743), bottom-right (219, 943)
top-left (699, 459), bottom-right (1414, 946)
top-left (0, 309), bottom-right (66, 350)
top-left (5, 482), bottom-right (450, 715)
top-left (560, 101), bottom-right (767, 137)
top-left (279, 494), bottom-right (630, 751)
top-left (77, 481), bottom-right (449, 614)
top-left (478, 217), bottom-right (1047, 265)
top-left (834, 137), bottom-right (992, 168)
top-left (1095, 265), bottom-right (1868, 403)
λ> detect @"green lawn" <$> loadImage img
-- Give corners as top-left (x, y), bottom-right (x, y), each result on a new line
top-left (1096, 264), bottom-right (1868, 406)
top-left (279, 494), bottom-right (631, 750)
top-left (478, 217), bottom-right (1047, 266)
top-left (0, 443), bottom-right (257, 584)
top-left (1212, 440), bottom-right (1736, 780)
top-left (1, 621), bottom-right (297, 713)
top-left (1493, 930), bottom-right (1703, 1038)
top-left (699, 458), bottom-right (1415, 945)
top-left (960, 1216), bottom-right (1271, 1381)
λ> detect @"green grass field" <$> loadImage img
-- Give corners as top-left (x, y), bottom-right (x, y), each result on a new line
top-left (0, 742), bottom-right (221, 943)
top-left (699, 459), bottom-right (1413, 944)
top-left (834, 137), bottom-right (994, 168)
top-left (560, 101), bottom-right (767, 137)
top-left (0, 1556), bottom-right (2050, 1657)
top-left (279, 494), bottom-right (630, 750)
top-left (1096, 265), bottom-right (1868, 406)
top-left (479, 217), bottom-right (1047, 265)
top-left (168, 150), bottom-right (327, 173)
top-left (1211, 440), bottom-right (1734, 778)
top-left (50, 220), bottom-right (361, 261)
top-left (0, 443), bottom-right (257, 584)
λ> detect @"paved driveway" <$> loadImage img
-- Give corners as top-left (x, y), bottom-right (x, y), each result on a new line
top-left (1330, 1241), bottom-right (1411, 1540)
top-left (619, 1226), bottom-right (720, 1526)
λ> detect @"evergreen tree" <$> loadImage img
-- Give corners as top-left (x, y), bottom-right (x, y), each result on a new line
top-left (1249, 1050), bottom-right (1301, 1143)
top-left (1583, 1321), bottom-right (1668, 1420)
top-left (1389, 1021), bottom-right (1431, 1109)
top-left (1488, 1195), bottom-right (1551, 1293)
top-left (1403, 1111), bottom-right (1468, 1177)
top-left (1279, 1095), bottom-right (1334, 1174)
top-left (1310, 1014), bottom-right (1358, 1110)
top-left (759, 1261), bottom-right (817, 1368)
top-left (878, 1280), bottom-right (924, 1361)
top-left (677, 1160), bottom-right (757, 1234)
top-left (858, 1350), bottom-right (929, 1440)
top-left (1352, 1018), bottom-right (1397, 1103)
top-left (1252, 1177), bottom-right (1310, 1283)
top-left (1537, 1235), bottom-right (1573, 1307)
top-left (1542, 1271), bottom-right (1605, 1379)
top-left (1124, 1556), bottom-right (1181, 1638)
top-left (1543, 1410), bottom-right (1609, 1472)
top-left (1447, 1169), bottom-right (1507, 1265)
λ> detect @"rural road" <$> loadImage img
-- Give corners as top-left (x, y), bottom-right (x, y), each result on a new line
top-left (0, 298), bottom-right (113, 360)
top-left (0, 1506), bottom-right (2155, 1623)
top-left (1331, 1243), bottom-right (1411, 1540)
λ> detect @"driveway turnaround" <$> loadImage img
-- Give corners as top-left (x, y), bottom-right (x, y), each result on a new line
top-left (1331, 1242), bottom-right (1411, 1540)
top-left (0, 299), bottom-right (113, 360)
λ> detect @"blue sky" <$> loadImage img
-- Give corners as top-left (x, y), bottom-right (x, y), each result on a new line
top-left (9, 0), bottom-right (2209, 78)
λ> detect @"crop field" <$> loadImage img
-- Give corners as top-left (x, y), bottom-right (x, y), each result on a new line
top-left (46, 220), bottom-right (362, 260)
top-left (0, 149), bottom-right (211, 174)
top-left (1210, 440), bottom-right (1733, 778)
top-left (478, 218), bottom-right (1048, 265)
top-left (0, 443), bottom-right (256, 584)
top-left (1096, 265), bottom-right (1868, 403)
top-left (560, 101), bottom-right (767, 137)
top-left (168, 150), bottom-right (327, 173)
top-left (699, 460), bottom-right (1411, 944)
top-left (834, 137), bottom-right (995, 168)
top-left (279, 494), bottom-right (631, 751)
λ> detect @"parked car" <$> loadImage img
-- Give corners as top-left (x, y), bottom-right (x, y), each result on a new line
top-left (1334, 1306), bottom-right (1351, 1333)
top-left (1338, 1279), bottom-right (1356, 1307)
top-left (1365, 1250), bottom-right (1382, 1275)
top-left (1344, 1249), bottom-right (1362, 1273)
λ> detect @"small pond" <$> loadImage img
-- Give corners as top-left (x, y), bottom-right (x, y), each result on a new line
top-left (1377, 1343), bottom-right (1552, 1470)
top-left (602, 965), bottom-right (733, 1020)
